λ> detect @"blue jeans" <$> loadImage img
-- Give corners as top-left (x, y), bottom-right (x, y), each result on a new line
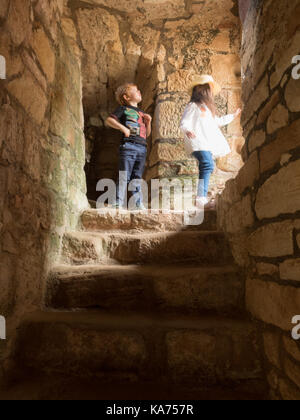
top-left (116, 142), bottom-right (147, 207)
top-left (192, 151), bottom-right (215, 197)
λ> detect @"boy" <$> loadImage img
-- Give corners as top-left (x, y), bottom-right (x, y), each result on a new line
top-left (106, 83), bottom-right (152, 210)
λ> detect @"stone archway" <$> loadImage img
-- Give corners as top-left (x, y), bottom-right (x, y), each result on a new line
top-left (68, 2), bottom-right (158, 202)
top-left (66, 0), bottom-right (244, 204)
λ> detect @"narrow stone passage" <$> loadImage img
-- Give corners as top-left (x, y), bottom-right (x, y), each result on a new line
top-left (1, 0), bottom-right (299, 401)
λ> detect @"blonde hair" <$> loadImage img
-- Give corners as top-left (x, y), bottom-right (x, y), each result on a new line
top-left (115, 83), bottom-right (137, 106)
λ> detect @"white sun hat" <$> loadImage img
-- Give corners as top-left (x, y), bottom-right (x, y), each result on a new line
top-left (188, 74), bottom-right (221, 96)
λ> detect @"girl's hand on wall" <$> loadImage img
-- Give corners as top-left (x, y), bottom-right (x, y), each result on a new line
top-left (234, 108), bottom-right (242, 119)
top-left (186, 131), bottom-right (196, 139)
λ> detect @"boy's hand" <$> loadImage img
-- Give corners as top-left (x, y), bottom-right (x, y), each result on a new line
top-left (143, 114), bottom-right (152, 125)
top-left (122, 127), bottom-right (131, 138)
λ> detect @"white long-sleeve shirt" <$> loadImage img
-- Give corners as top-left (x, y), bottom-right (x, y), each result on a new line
top-left (180, 102), bottom-right (234, 158)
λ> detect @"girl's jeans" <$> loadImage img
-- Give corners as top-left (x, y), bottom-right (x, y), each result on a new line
top-left (192, 151), bottom-right (215, 197)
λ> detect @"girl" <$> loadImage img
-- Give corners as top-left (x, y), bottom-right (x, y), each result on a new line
top-left (180, 75), bottom-right (241, 209)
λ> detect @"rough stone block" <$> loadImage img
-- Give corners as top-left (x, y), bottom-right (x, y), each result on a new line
top-left (0, 104), bottom-right (23, 164)
top-left (279, 259), bottom-right (300, 282)
top-left (167, 70), bottom-right (192, 93)
top-left (81, 209), bottom-right (217, 232)
top-left (279, 378), bottom-right (300, 400)
top-left (256, 263), bottom-right (279, 276)
top-left (267, 104), bottom-right (289, 134)
top-left (216, 150), bottom-right (244, 173)
top-left (242, 75), bottom-right (269, 125)
top-left (255, 161), bottom-right (300, 220)
top-left (256, 91), bottom-right (280, 126)
top-left (267, 369), bottom-right (279, 393)
top-left (47, 264), bottom-right (244, 315)
top-left (283, 336), bottom-right (300, 363)
top-left (220, 178), bottom-right (240, 205)
top-left (146, 160), bottom-right (198, 179)
top-left (62, 230), bottom-right (234, 266)
top-left (16, 312), bottom-right (148, 379)
top-left (246, 278), bottom-right (300, 331)
top-left (263, 331), bottom-right (281, 368)
top-left (209, 30), bottom-right (231, 52)
top-left (270, 31), bottom-right (300, 89)
top-left (153, 101), bottom-right (185, 140)
top-left (284, 357), bottom-right (300, 389)
top-left (247, 220), bottom-right (294, 258)
top-left (6, 0), bottom-right (31, 46)
top-left (211, 54), bottom-right (241, 88)
top-left (260, 119), bottom-right (300, 173)
top-left (6, 70), bottom-right (48, 124)
top-left (285, 77), bottom-right (300, 113)
top-left (236, 151), bottom-right (259, 194)
top-left (149, 141), bottom-right (186, 166)
top-left (0, 0), bottom-right (9, 18)
top-left (32, 28), bottom-right (56, 83)
top-left (248, 129), bottom-right (266, 153)
top-left (166, 322), bottom-right (262, 385)
top-left (226, 194), bottom-right (254, 234)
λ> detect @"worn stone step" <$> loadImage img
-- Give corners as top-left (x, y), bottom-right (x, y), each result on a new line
top-left (14, 311), bottom-right (263, 387)
top-left (0, 373), bottom-right (267, 400)
top-left (81, 208), bottom-right (217, 232)
top-left (61, 231), bottom-right (234, 265)
top-left (46, 264), bottom-right (245, 315)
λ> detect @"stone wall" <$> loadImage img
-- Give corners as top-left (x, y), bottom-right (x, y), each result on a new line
top-left (0, 0), bottom-right (88, 377)
top-left (68, 0), bottom-right (244, 200)
top-left (217, 0), bottom-right (300, 400)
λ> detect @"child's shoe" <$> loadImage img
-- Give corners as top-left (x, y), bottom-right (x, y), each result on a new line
top-left (110, 203), bottom-right (123, 210)
top-left (135, 203), bottom-right (147, 211)
top-left (137, 204), bottom-right (147, 211)
top-left (196, 197), bottom-right (209, 208)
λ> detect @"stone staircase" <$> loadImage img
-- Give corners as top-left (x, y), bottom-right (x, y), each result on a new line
top-left (10, 208), bottom-right (267, 400)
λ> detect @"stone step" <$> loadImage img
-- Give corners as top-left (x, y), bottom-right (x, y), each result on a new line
top-left (46, 264), bottom-right (244, 315)
top-left (14, 311), bottom-right (263, 387)
top-left (81, 208), bottom-right (217, 232)
top-left (61, 231), bottom-right (234, 265)
top-left (0, 374), bottom-right (267, 400)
